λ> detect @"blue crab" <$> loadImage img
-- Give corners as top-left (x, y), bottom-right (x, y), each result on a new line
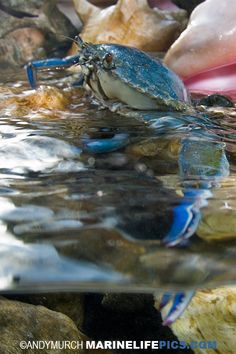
top-left (26, 36), bottom-right (230, 326)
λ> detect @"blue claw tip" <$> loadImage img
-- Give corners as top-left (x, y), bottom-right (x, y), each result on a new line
top-left (162, 291), bottom-right (195, 326)
top-left (159, 293), bottom-right (172, 310)
top-left (162, 189), bottom-right (212, 247)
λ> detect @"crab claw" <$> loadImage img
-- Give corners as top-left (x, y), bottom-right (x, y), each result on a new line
top-left (26, 54), bottom-right (81, 89)
top-left (82, 133), bottom-right (129, 153)
top-left (160, 290), bottom-right (195, 326)
top-left (159, 292), bottom-right (172, 310)
top-left (163, 189), bottom-right (212, 247)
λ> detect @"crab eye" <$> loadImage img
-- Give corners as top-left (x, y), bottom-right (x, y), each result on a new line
top-left (102, 53), bottom-right (114, 69)
top-left (105, 53), bottom-right (113, 63)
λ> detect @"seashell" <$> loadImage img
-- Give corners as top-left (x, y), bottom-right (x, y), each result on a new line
top-left (156, 287), bottom-right (236, 354)
top-left (164, 0), bottom-right (236, 99)
top-left (71, 0), bottom-right (187, 52)
top-left (171, 0), bottom-right (204, 15)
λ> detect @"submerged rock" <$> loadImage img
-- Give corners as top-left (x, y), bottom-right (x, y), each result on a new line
top-left (71, 0), bottom-right (187, 52)
top-left (156, 287), bottom-right (236, 354)
top-left (56, 227), bottom-right (146, 275)
top-left (126, 137), bottom-right (181, 159)
top-left (0, 297), bottom-right (85, 353)
top-left (197, 184), bottom-right (236, 241)
top-left (9, 293), bottom-right (84, 329)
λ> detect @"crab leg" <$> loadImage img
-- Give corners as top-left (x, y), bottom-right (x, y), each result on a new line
top-left (163, 137), bottom-right (229, 247)
top-left (163, 189), bottom-right (211, 247)
top-left (25, 54), bottom-right (81, 89)
top-left (161, 290), bottom-right (195, 326)
top-left (82, 133), bottom-right (130, 153)
top-left (159, 292), bottom-right (172, 309)
top-left (155, 120), bottom-right (229, 324)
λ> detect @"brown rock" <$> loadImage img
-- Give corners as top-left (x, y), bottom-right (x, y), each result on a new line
top-left (12, 293), bottom-right (84, 329)
top-left (0, 28), bottom-right (45, 67)
top-left (0, 86), bottom-right (84, 116)
top-left (0, 297), bottom-right (85, 353)
top-left (56, 227), bottom-right (146, 275)
top-left (0, 0), bottom-right (77, 67)
top-left (126, 138), bottom-right (181, 159)
top-left (197, 184), bottom-right (236, 241)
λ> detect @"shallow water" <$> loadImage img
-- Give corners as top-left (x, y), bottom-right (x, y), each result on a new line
top-left (0, 68), bottom-right (236, 294)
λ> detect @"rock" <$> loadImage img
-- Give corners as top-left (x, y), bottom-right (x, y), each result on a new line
top-left (0, 0), bottom-right (77, 67)
top-left (56, 227), bottom-right (146, 275)
top-left (101, 293), bottom-right (154, 313)
top-left (0, 86), bottom-right (83, 116)
top-left (197, 186), bottom-right (236, 241)
top-left (198, 209), bottom-right (236, 241)
top-left (0, 28), bottom-right (45, 67)
top-left (125, 137), bottom-right (180, 175)
top-left (14, 86), bottom-right (70, 110)
top-left (156, 287), bottom-right (236, 354)
top-left (126, 138), bottom-right (181, 159)
top-left (8, 293), bottom-right (84, 329)
top-left (0, 297), bottom-right (85, 353)
top-left (71, 0), bottom-right (187, 52)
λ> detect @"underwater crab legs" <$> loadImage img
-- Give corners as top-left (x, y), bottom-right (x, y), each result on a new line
top-left (26, 36), bottom-right (230, 325)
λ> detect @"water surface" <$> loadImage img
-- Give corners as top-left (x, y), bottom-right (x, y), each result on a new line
top-left (0, 68), bottom-right (236, 294)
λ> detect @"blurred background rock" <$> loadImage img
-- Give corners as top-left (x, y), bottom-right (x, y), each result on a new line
top-left (0, 0), bottom-right (205, 67)
top-left (0, 0), bottom-right (78, 66)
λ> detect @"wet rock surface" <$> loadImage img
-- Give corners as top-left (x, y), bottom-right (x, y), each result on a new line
top-left (156, 287), bottom-right (236, 354)
top-left (0, 86), bottom-right (72, 113)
